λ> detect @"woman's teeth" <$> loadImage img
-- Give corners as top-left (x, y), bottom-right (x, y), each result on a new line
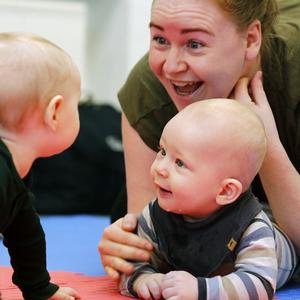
top-left (172, 81), bottom-right (202, 96)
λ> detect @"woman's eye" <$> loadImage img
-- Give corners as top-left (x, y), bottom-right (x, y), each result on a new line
top-left (187, 39), bottom-right (203, 49)
top-left (153, 36), bottom-right (168, 45)
top-left (175, 159), bottom-right (185, 167)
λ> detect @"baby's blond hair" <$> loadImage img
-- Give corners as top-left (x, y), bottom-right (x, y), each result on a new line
top-left (0, 32), bottom-right (76, 131)
top-left (177, 99), bottom-right (267, 190)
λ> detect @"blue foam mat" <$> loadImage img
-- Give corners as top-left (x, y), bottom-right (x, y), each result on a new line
top-left (1, 214), bottom-right (300, 299)
top-left (276, 284), bottom-right (300, 299)
top-left (0, 215), bottom-right (110, 276)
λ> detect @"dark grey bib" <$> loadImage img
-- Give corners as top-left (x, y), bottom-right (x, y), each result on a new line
top-left (150, 189), bottom-right (262, 277)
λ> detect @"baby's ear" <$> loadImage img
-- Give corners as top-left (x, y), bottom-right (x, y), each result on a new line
top-left (44, 95), bottom-right (63, 131)
top-left (216, 178), bottom-right (243, 206)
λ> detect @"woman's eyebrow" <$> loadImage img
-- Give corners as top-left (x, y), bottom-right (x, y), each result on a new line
top-left (182, 27), bottom-right (212, 35)
top-left (149, 22), bottom-right (163, 30)
top-left (149, 22), bottom-right (212, 35)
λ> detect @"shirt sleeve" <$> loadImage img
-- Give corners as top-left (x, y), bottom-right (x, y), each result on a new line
top-left (119, 202), bottom-right (164, 297)
top-left (198, 217), bottom-right (277, 300)
top-left (3, 191), bottom-right (59, 300)
top-left (118, 53), bottom-right (177, 151)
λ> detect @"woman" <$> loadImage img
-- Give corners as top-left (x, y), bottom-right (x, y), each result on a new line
top-left (99, 0), bottom-right (300, 279)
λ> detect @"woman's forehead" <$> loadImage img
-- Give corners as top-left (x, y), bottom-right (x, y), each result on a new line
top-left (152, 0), bottom-right (219, 12)
top-left (151, 0), bottom-right (231, 29)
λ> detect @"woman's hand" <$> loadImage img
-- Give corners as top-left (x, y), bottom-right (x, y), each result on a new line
top-left (98, 213), bottom-right (153, 279)
top-left (233, 71), bottom-right (280, 145)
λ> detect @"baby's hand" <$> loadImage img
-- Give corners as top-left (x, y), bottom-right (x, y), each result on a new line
top-left (48, 287), bottom-right (80, 300)
top-left (161, 271), bottom-right (198, 300)
top-left (133, 273), bottom-right (164, 299)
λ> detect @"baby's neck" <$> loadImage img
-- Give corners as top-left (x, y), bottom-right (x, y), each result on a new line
top-left (0, 131), bottom-right (35, 178)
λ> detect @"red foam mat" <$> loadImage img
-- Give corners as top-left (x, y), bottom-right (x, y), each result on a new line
top-left (0, 266), bottom-right (128, 299)
top-left (2, 266), bottom-right (299, 299)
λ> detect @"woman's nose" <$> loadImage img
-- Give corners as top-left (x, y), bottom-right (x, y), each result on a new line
top-left (163, 47), bottom-right (187, 75)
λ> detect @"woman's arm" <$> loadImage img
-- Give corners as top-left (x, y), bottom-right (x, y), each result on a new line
top-left (99, 113), bottom-right (157, 278)
top-left (122, 113), bottom-right (157, 213)
top-left (259, 145), bottom-right (300, 255)
top-left (234, 71), bottom-right (300, 254)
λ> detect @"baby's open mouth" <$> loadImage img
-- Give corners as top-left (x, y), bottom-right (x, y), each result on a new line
top-left (172, 81), bottom-right (203, 96)
top-left (160, 186), bottom-right (171, 193)
top-left (158, 186), bottom-right (172, 198)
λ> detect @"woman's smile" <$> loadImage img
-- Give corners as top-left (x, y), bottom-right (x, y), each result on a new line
top-left (171, 80), bottom-right (203, 96)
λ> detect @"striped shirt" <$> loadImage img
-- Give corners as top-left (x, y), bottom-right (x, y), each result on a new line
top-left (120, 200), bottom-right (297, 300)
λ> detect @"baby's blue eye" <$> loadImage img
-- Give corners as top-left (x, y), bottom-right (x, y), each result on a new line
top-left (175, 159), bottom-right (184, 167)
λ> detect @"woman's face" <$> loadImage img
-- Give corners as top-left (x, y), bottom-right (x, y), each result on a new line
top-left (149, 0), bottom-right (251, 111)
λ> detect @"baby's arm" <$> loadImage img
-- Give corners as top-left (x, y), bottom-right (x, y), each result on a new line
top-left (119, 202), bottom-right (167, 298)
top-left (158, 214), bottom-right (278, 300)
top-left (3, 192), bottom-right (80, 299)
top-left (199, 214), bottom-right (278, 300)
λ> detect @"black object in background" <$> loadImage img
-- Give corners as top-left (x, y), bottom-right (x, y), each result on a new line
top-left (31, 102), bottom-right (125, 215)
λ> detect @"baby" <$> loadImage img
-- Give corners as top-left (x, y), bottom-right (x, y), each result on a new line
top-left (120, 99), bottom-right (297, 300)
top-left (0, 32), bottom-right (81, 299)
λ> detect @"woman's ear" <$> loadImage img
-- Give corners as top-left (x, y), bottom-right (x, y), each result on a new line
top-left (216, 178), bottom-right (243, 206)
top-left (245, 19), bottom-right (262, 61)
top-left (44, 95), bottom-right (63, 131)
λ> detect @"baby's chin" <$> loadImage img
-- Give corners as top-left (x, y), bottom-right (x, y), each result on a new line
top-left (157, 200), bottom-right (183, 214)
top-left (157, 199), bottom-right (171, 212)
